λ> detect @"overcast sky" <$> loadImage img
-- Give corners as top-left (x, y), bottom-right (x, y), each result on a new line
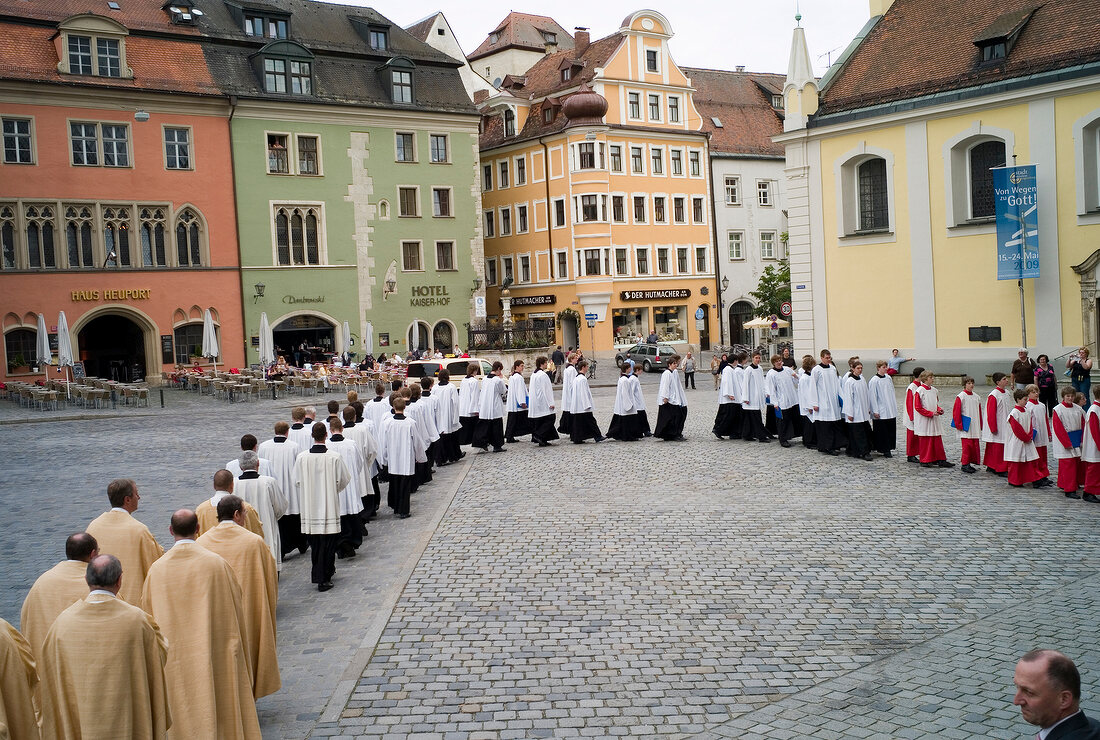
top-left (337, 0), bottom-right (873, 77)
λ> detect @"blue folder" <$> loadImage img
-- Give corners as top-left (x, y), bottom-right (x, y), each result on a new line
top-left (1069, 429), bottom-right (1084, 448)
top-left (950, 415), bottom-right (971, 432)
top-left (838, 395), bottom-right (844, 409)
top-left (775, 407), bottom-right (783, 420)
top-left (1032, 428), bottom-right (1037, 441)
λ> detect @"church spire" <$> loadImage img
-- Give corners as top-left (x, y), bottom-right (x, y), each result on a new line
top-left (783, 21), bottom-right (818, 132)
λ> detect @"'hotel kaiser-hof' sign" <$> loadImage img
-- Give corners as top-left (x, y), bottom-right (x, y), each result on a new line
top-left (993, 164), bottom-right (1039, 281)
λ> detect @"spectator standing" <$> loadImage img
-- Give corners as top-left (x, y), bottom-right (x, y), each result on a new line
top-left (551, 346), bottom-right (566, 383)
top-left (1067, 347), bottom-right (1093, 405)
top-left (710, 354), bottom-right (722, 390)
top-left (1012, 348), bottom-right (1037, 391)
top-left (682, 352), bottom-right (697, 390)
top-left (1035, 354), bottom-right (1058, 413)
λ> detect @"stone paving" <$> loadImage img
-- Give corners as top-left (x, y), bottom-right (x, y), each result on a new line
top-left (2, 379), bottom-right (1098, 739)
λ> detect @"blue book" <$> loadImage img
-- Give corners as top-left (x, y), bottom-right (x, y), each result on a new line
top-left (1032, 428), bottom-right (1037, 442)
top-left (1069, 429), bottom-right (1084, 448)
top-left (775, 406), bottom-right (783, 420)
top-left (950, 415), bottom-right (971, 432)
top-left (838, 395), bottom-right (844, 409)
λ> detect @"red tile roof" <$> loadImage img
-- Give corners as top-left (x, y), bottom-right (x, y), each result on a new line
top-left (684, 68), bottom-right (785, 157)
top-left (0, 0), bottom-right (200, 34)
top-left (819, 0), bottom-right (1100, 115)
top-left (404, 13), bottom-right (436, 43)
top-left (468, 11), bottom-right (573, 62)
top-left (0, 22), bottom-right (220, 94)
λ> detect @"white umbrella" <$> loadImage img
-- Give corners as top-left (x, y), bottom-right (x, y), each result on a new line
top-left (742, 316), bottom-right (790, 329)
top-left (35, 313), bottom-right (50, 370)
top-left (201, 308), bottom-right (219, 373)
top-left (56, 311), bottom-right (74, 397)
top-left (364, 321), bottom-right (374, 354)
top-left (342, 320), bottom-right (352, 360)
top-left (258, 312), bottom-right (275, 366)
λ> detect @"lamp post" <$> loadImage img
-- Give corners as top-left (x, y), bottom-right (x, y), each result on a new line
top-left (253, 282), bottom-right (265, 303)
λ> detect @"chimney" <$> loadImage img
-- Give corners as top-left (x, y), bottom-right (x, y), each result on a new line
top-left (735, 65), bottom-right (745, 73)
top-left (574, 27), bottom-right (590, 55)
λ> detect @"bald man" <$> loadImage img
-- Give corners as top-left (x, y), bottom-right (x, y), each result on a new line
top-left (141, 510), bottom-right (260, 739)
top-left (40, 554), bottom-right (169, 739)
top-left (1014, 649), bottom-right (1100, 739)
top-left (21, 532), bottom-right (98, 662)
top-left (196, 469), bottom-right (264, 537)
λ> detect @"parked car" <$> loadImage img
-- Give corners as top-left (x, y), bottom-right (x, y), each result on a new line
top-left (614, 344), bottom-right (678, 372)
top-left (406, 357), bottom-right (493, 386)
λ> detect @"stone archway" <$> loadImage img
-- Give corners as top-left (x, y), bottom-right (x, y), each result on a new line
top-left (728, 300), bottom-right (754, 346)
top-left (72, 304), bottom-right (159, 381)
top-left (1072, 249), bottom-right (1100, 352)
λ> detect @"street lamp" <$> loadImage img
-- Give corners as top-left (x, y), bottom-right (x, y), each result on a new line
top-left (253, 282), bottom-right (265, 302)
top-left (721, 276), bottom-right (730, 291)
top-left (472, 277), bottom-right (482, 292)
top-left (383, 278), bottom-right (397, 301)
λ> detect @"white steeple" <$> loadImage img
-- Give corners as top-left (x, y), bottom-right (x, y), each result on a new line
top-left (783, 19), bottom-right (818, 132)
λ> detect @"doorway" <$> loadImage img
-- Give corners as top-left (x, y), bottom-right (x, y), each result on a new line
top-left (432, 321), bottom-right (454, 353)
top-left (408, 321), bottom-right (431, 353)
top-left (561, 316), bottom-right (579, 351)
top-left (697, 303), bottom-right (711, 351)
top-left (274, 314), bottom-right (335, 366)
top-left (78, 314), bottom-right (146, 381)
top-left (728, 301), bottom-right (754, 346)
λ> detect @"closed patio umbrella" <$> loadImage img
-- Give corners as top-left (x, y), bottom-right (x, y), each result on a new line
top-left (35, 313), bottom-right (50, 370)
top-left (364, 321), bottom-right (374, 354)
top-left (201, 308), bottom-right (219, 374)
top-left (258, 312), bottom-right (275, 366)
top-left (56, 311), bottom-right (74, 397)
top-left (342, 320), bottom-right (352, 360)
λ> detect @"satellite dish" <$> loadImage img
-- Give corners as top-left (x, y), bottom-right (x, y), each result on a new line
top-left (192, 7), bottom-right (204, 14)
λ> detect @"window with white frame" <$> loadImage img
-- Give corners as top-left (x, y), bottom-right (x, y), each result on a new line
top-left (612, 195), bottom-right (625, 223)
top-left (398, 187), bottom-right (419, 217)
top-left (692, 196), bottom-right (704, 223)
top-left (650, 147), bottom-right (663, 175)
top-left (486, 257), bottom-right (497, 285)
top-left (628, 92), bottom-right (641, 119)
top-left (636, 247), bottom-right (649, 274)
top-left (396, 132), bottom-right (415, 162)
top-left (648, 94), bottom-right (661, 121)
top-left (504, 109), bottom-right (515, 136)
top-left (839, 148), bottom-right (895, 236)
top-left (556, 251), bottom-right (568, 279)
top-left (727, 230), bottom-right (743, 260)
top-left (760, 230), bottom-right (776, 259)
top-left (857, 158), bottom-right (889, 231)
top-left (689, 150), bottom-right (701, 176)
top-left (580, 195), bottom-right (598, 222)
top-left (482, 163), bottom-right (492, 190)
top-left (502, 256), bottom-right (514, 282)
top-left (60, 22), bottom-right (130, 79)
top-left (646, 49), bottom-right (658, 72)
top-left (484, 210), bottom-right (495, 237)
top-left (695, 246), bottom-right (707, 272)
top-left (401, 240), bottom-right (422, 271)
top-left (725, 176), bottom-right (741, 205)
top-left (654, 196), bottom-right (666, 223)
top-left (615, 248), bottom-right (628, 275)
top-left (435, 241), bottom-right (455, 270)
top-left (583, 249), bottom-right (600, 276)
top-left (633, 196), bottom-right (646, 223)
top-left (391, 69), bottom-right (412, 103)
top-left (657, 247), bottom-right (669, 274)
top-left (757, 180), bottom-right (772, 206)
top-left (553, 198), bottom-right (566, 227)
top-left (517, 204), bottom-right (528, 232)
top-left (520, 254), bottom-right (530, 282)
top-left (968, 140), bottom-right (1005, 219)
top-left (429, 134), bottom-right (448, 163)
top-left (515, 156), bottom-right (526, 184)
top-left (500, 206), bottom-right (511, 235)
top-left (499, 160), bottom-right (509, 187)
top-left (164, 127), bottom-right (190, 170)
top-left (431, 188), bottom-right (451, 217)
top-left (1076, 114), bottom-right (1100, 214)
top-left (944, 131), bottom-right (1009, 227)
top-left (610, 145), bottom-right (622, 172)
top-left (673, 197), bottom-right (685, 223)
top-left (297, 135), bottom-right (319, 175)
top-left (266, 133), bottom-right (289, 173)
top-left (578, 142), bottom-right (596, 170)
top-left (70, 122), bottom-right (129, 167)
top-left (174, 208), bottom-right (204, 267)
top-left (3, 118), bottom-right (33, 164)
top-left (630, 146), bottom-right (644, 174)
top-left (670, 149), bottom-right (682, 175)
top-left (668, 96), bottom-right (680, 123)
top-left (676, 246), bottom-right (688, 273)
top-left (274, 205), bottom-right (322, 266)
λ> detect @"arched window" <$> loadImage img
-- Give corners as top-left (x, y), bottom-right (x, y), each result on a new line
top-left (0, 205), bottom-right (15, 269)
top-left (102, 206), bottom-right (131, 267)
top-left (175, 208), bottom-right (203, 266)
top-left (139, 207), bottom-right (167, 266)
top-left (173, 322), bottom-right (204, 365)
top-left (857, 158), bottom-right (889, 231)
top-left (5, 328), bottom-right (37, 372)
top-left (274, 205), bottom-right (322, 266)
top-left (23, 205), bottom-right (56, 268)
top-left (64, 205), bottom-right (95, 268)
top-left (968, 140), bottom-right (1006, 219)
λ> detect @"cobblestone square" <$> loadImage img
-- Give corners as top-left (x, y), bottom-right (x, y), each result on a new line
top-left (1, 381), bottom-right (1098, 739)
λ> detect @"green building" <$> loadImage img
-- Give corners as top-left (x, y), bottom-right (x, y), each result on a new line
top-left (195, 0), bottom-right (483, 362)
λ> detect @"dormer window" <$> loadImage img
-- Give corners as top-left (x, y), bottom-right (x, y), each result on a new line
top-left (561, 68), bottom-right (571, 82)
top-left (379, 57), bottom-right (415, 105)
top-left (369, 28), bottom-right (388, 50)
top-left (543, 107), bottom-right (554, 123)
top-left (542, 31), bottom-right (557, 44)
top-left (245, 14), bottom-right (287, 39)
top-left (56, 15), bottom-right (132, 78)
top-left (504, 110), bottom-right (516, 137)
top-left (252, 41), bottom-right (314, 96)
top-left (489, 32), bottom-right (500, 44)
top-left (771, 94), bottom-right (783, 108)
top-left (973, 6), bottom-right (1037, 65)
top-left (163, 1), bottom-right (204, 25)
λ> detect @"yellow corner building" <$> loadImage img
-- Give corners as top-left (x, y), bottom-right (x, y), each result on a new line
top-left (778, 0), bottom-right (1100, 374)
top-left (476, 11), bottom-right (718, 355)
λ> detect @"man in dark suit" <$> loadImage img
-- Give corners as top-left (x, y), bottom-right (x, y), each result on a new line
top-left (551, 346), bottom-right (565, 384)
top-left (1014, 649), bottom-right (1100, 739)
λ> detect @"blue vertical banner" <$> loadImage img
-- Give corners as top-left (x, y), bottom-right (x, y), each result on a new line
top-left (993, 164), bottom-right (1039, 281)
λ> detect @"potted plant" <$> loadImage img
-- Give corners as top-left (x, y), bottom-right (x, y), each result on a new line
top-left (7, 353), bottom-right (29, 374)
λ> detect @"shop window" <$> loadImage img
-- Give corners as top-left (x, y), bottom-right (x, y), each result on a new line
top-left (174, 323), bottom-right (203, 365)
top-left (653, 305), bottom-right (686, 341)
top-left (5, 329), bottom-right (37, 371)
top-left (613, 307), bottom-right (645, 344)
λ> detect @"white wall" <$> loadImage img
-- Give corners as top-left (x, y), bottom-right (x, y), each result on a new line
top-left (711, 155), bottom-right (788, 344)
top-left (415, 15), bottom-right (495, 100)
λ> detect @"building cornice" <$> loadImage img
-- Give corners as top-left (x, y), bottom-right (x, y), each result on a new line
top-left (230, 99), bottom-right (480, 130)
top-left (0, 80), bottom-right (230, 115)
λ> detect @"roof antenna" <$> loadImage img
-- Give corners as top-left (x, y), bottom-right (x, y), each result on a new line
top-left (795, 0), bottom-right (802, 26)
